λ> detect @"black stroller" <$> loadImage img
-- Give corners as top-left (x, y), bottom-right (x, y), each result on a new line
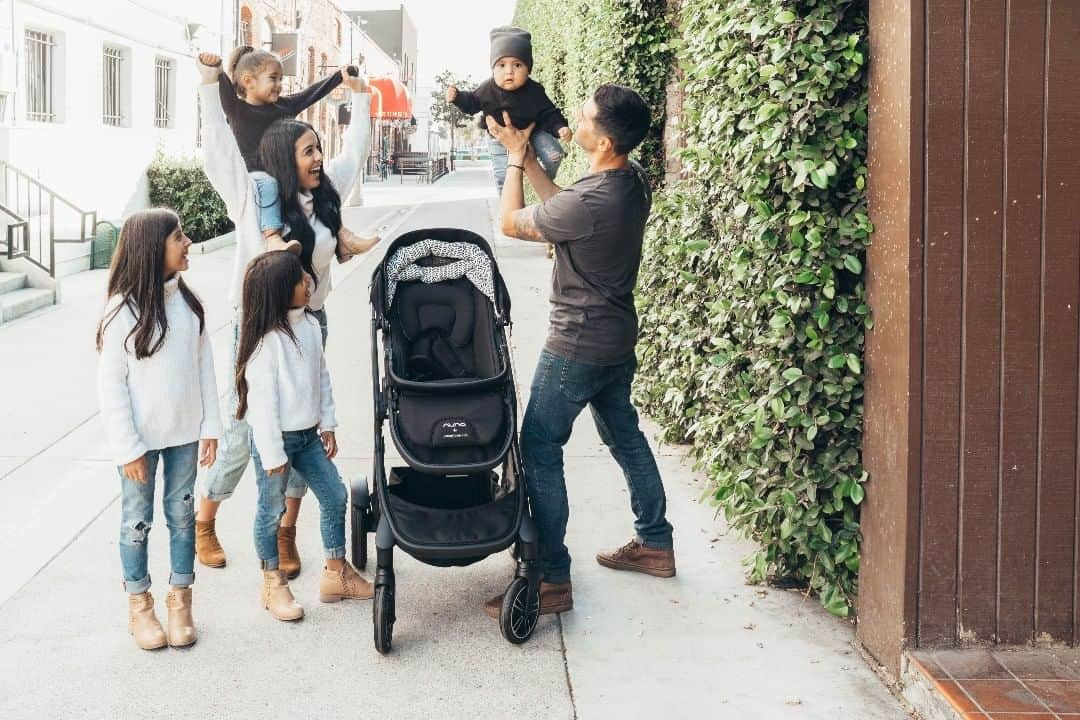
top-left (350, 228), bottom-right (541, 653)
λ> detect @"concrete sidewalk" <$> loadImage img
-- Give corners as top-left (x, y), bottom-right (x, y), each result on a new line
top-left (0, 163), bottom-right (909, 719)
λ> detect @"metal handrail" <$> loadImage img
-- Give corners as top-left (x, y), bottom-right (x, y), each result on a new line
top-left (0, 161), bottom-right (97, 277)
top-left (0, 200), bottom-right (41, 275)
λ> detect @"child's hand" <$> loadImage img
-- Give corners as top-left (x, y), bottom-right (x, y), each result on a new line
top-left (267, 463), bottom-right (287, 476)
top-left (446, 85), bottom-right (458, 102)
top-left (197, 53), bottom-right (222, 85)
top-left (123, 455), bottom-right (149, 484)
top-left (199, 439), bottom-right (218, 468)
top-left (558, 126), bottom-right (573, 143)
top-left (321, 430), bottom-right (338, 459)
top-left (342, 68), bottom-right (368, 93)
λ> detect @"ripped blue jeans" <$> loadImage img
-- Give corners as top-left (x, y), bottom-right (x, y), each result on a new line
top-left (490, 131), bottom-right (564, 195)
top-left (118, 441), bottom-right (198, 593)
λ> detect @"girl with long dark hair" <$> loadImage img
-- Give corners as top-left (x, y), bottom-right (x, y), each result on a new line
top-left (234, 251), bottom-right (372, 621)
top-left (193, 54), bottom-right (374, 577)
top-left (96, 208), bottom-right (221, 649)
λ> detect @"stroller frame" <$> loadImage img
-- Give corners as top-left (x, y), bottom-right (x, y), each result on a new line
top-left (350, 228), bottom-right (542, 653)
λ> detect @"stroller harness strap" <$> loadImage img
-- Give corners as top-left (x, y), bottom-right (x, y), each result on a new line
top-left (386, 240), bottom-right (498, 312)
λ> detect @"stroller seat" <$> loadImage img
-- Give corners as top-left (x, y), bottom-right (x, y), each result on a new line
top-left (393, 279), bottom-right (493, 382)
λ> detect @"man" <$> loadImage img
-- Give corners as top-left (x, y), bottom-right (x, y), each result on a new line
top-left (483, 84), bottom-right (676, 619)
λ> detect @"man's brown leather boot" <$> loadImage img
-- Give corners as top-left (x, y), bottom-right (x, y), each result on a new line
top-left (128, 592), bottom-right (167, 650)
top-left (277, 526), bottom-right (301, 579)
top-left (596, 540), bottom-right (676, 578)
top-left (195, 519), bottom-right (226, 568)
top-left (483, 581), bottom-right (572, 619)
top-left (262, 569), bottom-right (304, 621)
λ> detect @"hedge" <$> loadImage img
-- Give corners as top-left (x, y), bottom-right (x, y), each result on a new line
top-left (512, 0), bottom-right (871, 617)
top-left (147, 152), bottom-right (232, 243)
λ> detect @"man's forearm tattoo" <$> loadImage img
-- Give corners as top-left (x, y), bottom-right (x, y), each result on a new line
top-left (511, 206), bottom-right (547, 243)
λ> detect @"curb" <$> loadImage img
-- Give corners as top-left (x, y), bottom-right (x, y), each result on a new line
top-left (191, 231), bottom-right (236, 255)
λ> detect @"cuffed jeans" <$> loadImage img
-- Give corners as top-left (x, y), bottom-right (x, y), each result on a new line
top-left (201, 308), bottom-right (329, 502)
top-left (490, 131), bottom-right (564, 195)
top-left (118, 442), bottom-right (198, 593)
top-left (250, 427), bottom-right (347, 569)
top-left (521, 350), bottom-right (674, 584)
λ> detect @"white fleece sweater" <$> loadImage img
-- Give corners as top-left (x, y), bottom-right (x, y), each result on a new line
top-left (198, 83), bottom-right (372, 309)
top-left (245, 308), bottom-right (337, 470)
top-left (97, 278), bottom-right (223, 466)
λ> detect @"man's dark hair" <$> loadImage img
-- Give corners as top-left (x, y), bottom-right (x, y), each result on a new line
top-left (592, 84), bottom-right (651, 155)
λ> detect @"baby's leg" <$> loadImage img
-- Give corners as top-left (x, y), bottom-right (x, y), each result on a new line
top-left (530, 132), bottom-right (564, 181)
top-left (251, 171), bottom-right (300, 255)
top-left (489, 136), bottom-right (509, 194)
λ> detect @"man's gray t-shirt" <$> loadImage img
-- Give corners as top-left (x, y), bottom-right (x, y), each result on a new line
top-left (532, 163), bottom-right (651, 366)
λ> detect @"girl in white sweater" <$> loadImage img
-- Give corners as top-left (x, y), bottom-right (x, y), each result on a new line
top-left (234, 251), bottom-right (372, 621)
top-left (96, 208), bottom-right (222, 650)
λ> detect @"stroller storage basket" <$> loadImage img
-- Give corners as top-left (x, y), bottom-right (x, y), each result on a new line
top-left (386, 467), bottom-right (519, 562)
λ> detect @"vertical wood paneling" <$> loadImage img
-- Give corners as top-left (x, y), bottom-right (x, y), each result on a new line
top-left (957, 0), bottom-right (1006, 644)
top-left (996, 0), bottom-right (1047, 645)
top-left (918, 0), bottom-right (966, 646)
top-left (1038, 0), bottom-right (1080, 644)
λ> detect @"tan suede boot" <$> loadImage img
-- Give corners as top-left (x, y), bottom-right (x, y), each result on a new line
top-left (318, 562), bottom-right (374, 602)
top-left (195, 519), bottom-right (226, 568)
top-left (335, 227), bottom-right (379, 263)
top-left (277, 526), bottom-right (301, 580)
top-left (165, 587), bottom-right (197, 647)
top-left (262, 569), bottom-right (304, 621)
top-left (128, 592), bottom-right (167, 650)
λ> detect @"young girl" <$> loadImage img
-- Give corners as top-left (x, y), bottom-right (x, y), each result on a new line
top-left (96, 208), bottom-right (222, 650)
top-left (235, 251), bottom-right (372, 621)
top-left (218, 46), bottom-right (376, 260)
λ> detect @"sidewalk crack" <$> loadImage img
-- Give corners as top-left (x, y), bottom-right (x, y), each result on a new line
top-left (557, 614), bottom-right (578, 720)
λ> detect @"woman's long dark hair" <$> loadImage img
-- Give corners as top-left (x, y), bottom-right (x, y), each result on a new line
top-left (95, 208), bottom-right (204, 359)
top-left (235, 251), bottom-right (305, 420)
top-left (258, 119), bottom-right (343, 286)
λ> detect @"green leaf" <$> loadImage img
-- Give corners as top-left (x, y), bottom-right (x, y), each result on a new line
top-left (810, 168), bottom-right (829, 189)
top-left (850, 483), bottom-right (865, 504)
top-left (843, 255), bottom-right (863, 274)
top-left (775, 10), bottom-right (796, 24)
top-left (782, 367), bottom-right (803, 382)
top-left (685, 239), bottom-right (710, 252)
top-left (846, 354), bottom-right (862, 374)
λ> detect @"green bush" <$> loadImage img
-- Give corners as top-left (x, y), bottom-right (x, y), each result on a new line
top-left (634, 0), bottom-right (871, 616)
top-left (147, 152), bottom-right (232, 243)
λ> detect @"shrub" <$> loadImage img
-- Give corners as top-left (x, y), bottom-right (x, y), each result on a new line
top-left (147, 152), bottom-right (232, 243)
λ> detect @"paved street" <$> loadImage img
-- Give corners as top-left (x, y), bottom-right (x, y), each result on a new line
top-left (0, 162), bottom-right (908, 719)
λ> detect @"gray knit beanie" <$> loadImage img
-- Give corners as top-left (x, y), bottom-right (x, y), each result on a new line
top-left (490, 26), bottom-right (533, 69)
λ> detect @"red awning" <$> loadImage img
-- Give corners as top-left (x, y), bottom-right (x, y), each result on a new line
top-left (368, 77), bottom-right (412, 120)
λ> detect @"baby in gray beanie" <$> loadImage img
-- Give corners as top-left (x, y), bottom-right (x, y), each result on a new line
top-left (447, 26), bottom-right (571, 193)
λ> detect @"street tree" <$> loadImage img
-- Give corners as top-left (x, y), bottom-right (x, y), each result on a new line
top-left (431, 69), bottom-right (477, 170)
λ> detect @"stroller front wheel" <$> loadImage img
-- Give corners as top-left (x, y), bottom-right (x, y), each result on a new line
top-left (499, 577), bottom-right (539, 644)
top-left (374, 585), bottom-right (395, 654)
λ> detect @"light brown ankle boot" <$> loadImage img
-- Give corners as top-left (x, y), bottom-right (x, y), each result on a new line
top-left (262, 569), bottom-right (304, 621)
top-left (128, 592), bottom-right (167, 650)
top-left (335, 227), bottom-right (379, 263)
top-left (277, 526), bottom-right (301, 580)
top-left (195, 519), bottom-right (226, 568)
top-left (319, 562), bottom-right (374, 602)
top-left (165, 587), bottom-right (196, 647)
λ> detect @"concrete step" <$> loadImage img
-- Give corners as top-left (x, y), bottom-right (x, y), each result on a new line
top-left (0, 271), bottom-right (27, 294)
top-left (0, 286), bottom-right (54, 322)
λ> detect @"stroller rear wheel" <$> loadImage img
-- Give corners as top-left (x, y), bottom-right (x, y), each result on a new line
top-left (499, 576), bottom-right (539, 644)
top-left (350, 477), bottom-right (370, 570)
top-left (374, 585), bottom-right (395, 654)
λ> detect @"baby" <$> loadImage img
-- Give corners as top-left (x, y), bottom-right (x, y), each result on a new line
top-left (448, 26), bottom-right (571, 194)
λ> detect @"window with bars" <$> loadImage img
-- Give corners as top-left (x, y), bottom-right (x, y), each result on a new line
top-left (25, 30), bottom-right (55, 122)
top-left (154, 57), bottom-right (173, 128)
top-left (102, 46), bottom-right (123, 126)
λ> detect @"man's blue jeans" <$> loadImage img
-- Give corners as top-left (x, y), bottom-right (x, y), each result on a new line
top-left (490, 132), bottom-right (564, 195)
top-left (118, 442), bottom-right (198, 593)
top-left (250, 427), bottom-right (347, 570)
top-left (520, 350), bottom-right (674, 584)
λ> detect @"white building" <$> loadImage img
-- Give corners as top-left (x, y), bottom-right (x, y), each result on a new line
top-left (0, 0), bottom-right (229, 228)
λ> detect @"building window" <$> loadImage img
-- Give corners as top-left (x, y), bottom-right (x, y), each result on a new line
top-left (240, 6), bottom-right (253, 46)
top-left (195, 94), bottom-right (202, 147)
top-left (25, 30), bottom-right (55, 122)
top-left (306, 47), bottom-right (315, 123)
top-left (154, 57), bottom-right (173, 128)
top-left (102, 46), bottom-right (124, 126)
top-left (335, 19), bottom-right (342, 46)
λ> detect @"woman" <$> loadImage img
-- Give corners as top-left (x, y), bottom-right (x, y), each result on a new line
top-left (193, 53), bottom-right (374, 576)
